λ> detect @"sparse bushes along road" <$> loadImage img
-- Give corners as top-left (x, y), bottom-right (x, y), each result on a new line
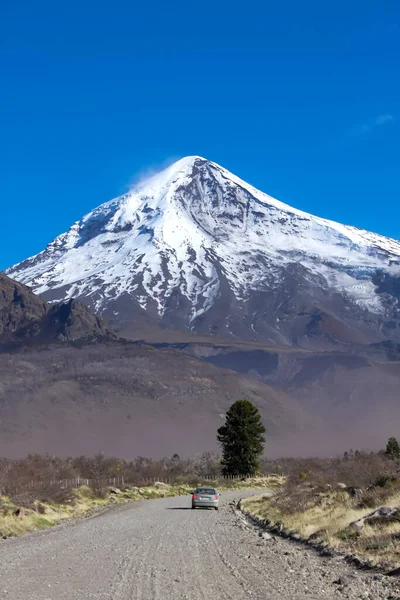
top-left (5, 434), bottom-right (400, 553)
top-left (242, 443), bottom-right (400, 571)
top-left (0, 451), bottom-right (221, 503)
top-left (0, 451), bottom-right (282, 539)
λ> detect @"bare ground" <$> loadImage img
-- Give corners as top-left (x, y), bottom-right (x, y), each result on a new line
top-left (0, 490), bottom-right (399, 599)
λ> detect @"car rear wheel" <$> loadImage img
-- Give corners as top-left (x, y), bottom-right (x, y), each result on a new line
top-left (215, 507), bottom-right (219, 511)
top-left (192, 505), bottom-right (196, 509)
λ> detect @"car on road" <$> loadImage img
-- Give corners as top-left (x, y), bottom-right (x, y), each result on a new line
top-left (191, 487), bottom-right (220, 510)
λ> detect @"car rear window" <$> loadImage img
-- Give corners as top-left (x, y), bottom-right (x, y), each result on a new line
top-left (196, 488), bottom-right (216, 494)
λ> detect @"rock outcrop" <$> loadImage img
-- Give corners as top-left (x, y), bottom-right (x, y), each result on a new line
top-left (0, 273), bottom-right (114, 344)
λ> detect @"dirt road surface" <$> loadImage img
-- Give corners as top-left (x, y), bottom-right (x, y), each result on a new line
top-left (0, 490), bottom-right (399, 599)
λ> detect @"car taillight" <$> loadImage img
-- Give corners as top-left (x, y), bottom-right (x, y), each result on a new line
top-left (214, 495), bottom-right (218, 500)
top-left (193, 494), bottom-right (197, 500)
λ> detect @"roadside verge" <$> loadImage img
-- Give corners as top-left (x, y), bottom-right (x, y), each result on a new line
top-left (240, 489), bottom-right (400, 575)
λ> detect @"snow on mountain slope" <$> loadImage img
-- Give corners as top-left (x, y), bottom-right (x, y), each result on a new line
top-left (6, 156), bottom-right (400, 347)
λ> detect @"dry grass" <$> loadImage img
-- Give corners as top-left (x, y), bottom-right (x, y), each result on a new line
top-left (0, 449), bottom-right (284, 541)
top-left (0, 476), bottom-right (276, 540)
top-left (218, 474), bottom-right (284, 491)
top-left (242, 473), bottom-right (400, 569)
top-left (0, 486), bottom-right (111, 539)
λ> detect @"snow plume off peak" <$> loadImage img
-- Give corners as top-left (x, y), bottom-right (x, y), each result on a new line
top-left (128, 155), bottom-right (191, 190)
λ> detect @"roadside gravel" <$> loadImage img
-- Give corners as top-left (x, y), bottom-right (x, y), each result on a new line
top-left (0, 490), bottom-right (399, 599)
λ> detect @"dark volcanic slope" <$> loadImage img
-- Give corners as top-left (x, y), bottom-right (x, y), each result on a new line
top-left (0, 340), bottom-right (321, 458)
top-left (2, 274), bottom-right (399, 458)
top-left (146, 339), bottom-right (400, 454)
top-left (0, 274), bottom-right (320, 458)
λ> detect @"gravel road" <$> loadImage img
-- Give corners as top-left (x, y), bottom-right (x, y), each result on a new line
top-left (0, 490), bottom-right (399, 599)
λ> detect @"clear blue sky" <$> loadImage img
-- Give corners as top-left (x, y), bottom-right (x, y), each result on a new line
top-left (1, 0), bottom-right (399, 270)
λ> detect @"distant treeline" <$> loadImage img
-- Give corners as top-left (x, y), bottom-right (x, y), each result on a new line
top-left (1, 447), bottom-right (398, 507)
top-left (1, 448), bottom-right (395, 488)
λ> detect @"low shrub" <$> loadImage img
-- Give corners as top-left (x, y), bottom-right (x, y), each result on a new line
top-left (374, 474), bottom-right (397, 488)
top-left (336, 528), bottom-right (360, 541)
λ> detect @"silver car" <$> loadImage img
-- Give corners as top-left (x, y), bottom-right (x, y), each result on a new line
top-left (191, 487), bottom-right (220, 510)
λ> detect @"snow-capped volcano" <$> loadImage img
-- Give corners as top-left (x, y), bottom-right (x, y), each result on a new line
top-left (7, 156), bottom-right (400, 348)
